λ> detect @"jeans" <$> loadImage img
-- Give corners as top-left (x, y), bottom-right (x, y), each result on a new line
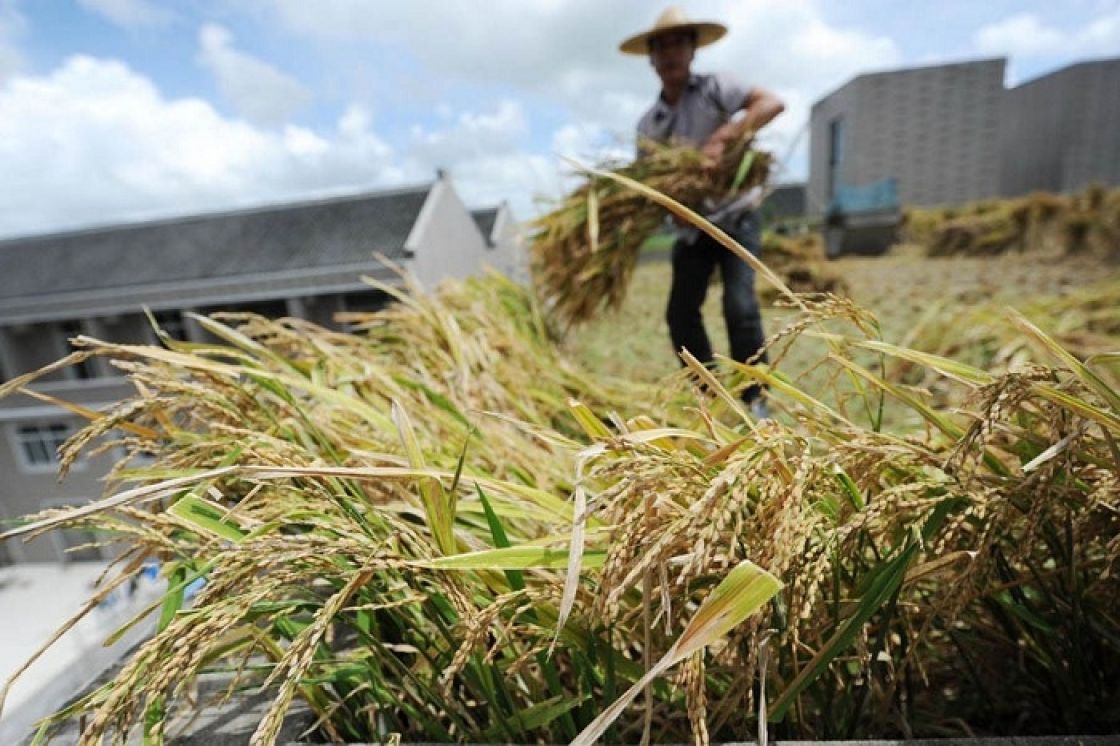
top-left (666, 211), bottom-right (767, 402)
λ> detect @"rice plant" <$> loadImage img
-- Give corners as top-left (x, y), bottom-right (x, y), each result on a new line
top-left (1, 188), bottom-right (1118, 745)
top-left (530, 136), bottom-right (771, 329)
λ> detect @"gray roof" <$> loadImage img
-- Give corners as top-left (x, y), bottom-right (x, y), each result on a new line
top-left (0, 183), bottom-right (433, 304)
top-left (471, 208), bottom-right (499, 244)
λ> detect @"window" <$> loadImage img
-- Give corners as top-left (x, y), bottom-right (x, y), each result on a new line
top-left (58, 320), bottom-right (96, 378)
top-left (13, 421), bottom-right (73, 469)
top-left (58, 321), bottom-right (96, 379)
top-left (152, 311), bottom-right (187, 342)
top-left (828, 116), bottom-right (845, 200)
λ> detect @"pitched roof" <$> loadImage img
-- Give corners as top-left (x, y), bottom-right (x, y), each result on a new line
top-left (471, 207), bottom-right (499, 244)
top-left (0, 183), bottom-right (433, 304)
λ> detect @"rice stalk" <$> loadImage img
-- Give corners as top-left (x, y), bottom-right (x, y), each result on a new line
top-left (530, 135), bottom-right (772, 328)
top-left (1, 190), bottom-right (1118, 743)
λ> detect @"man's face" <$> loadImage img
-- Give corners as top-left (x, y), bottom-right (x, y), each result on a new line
top-left (649, 30), bottom-right (695, 88)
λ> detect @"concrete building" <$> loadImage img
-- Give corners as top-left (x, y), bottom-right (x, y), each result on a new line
top-left (1001, 57), bottom-right (1120, 196)
top-left (0, 175), bottom-right (521, 563)
top-left (809, 58), bottom-right (1006, 213)
top-left (808, 56), bottom-right (1120, 214)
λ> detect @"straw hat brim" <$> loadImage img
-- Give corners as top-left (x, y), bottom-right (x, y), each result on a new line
top-left (618, 21), bottom-right (727, 55)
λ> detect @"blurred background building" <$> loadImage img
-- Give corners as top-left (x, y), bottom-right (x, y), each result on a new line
top-left (0, 173), bottom-right (521, 563)
top-left (808, 56), bottom-right (1120, 214)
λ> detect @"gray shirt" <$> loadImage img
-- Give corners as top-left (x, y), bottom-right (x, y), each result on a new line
top-left (636, 72), bottom-right (758, 239)
top-left (637, 72), bottom-right (752, 149)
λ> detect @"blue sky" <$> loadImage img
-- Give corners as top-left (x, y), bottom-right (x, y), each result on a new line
top-left (0, 0), bottom-right (1117, 238)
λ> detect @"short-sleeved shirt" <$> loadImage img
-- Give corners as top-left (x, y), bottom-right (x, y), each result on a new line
top-left (636, 72), bottom-right (757, 238)
top-left (637, 73), bottom-right (752, 148)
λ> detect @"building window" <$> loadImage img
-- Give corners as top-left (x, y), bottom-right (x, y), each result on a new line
top-left (828, 116), bottom-right (845, 200)
top-left (152, 310), bottom-right (188, 342)
top-left (13, 421), bottom-right (73, 470)
top-left (58, 321), bottom-right (96, 379)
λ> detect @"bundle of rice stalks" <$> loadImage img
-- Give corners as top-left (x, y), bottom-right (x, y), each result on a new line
top-left (531, 135), bottom-right (771, 329)
top-left (758, 231), bottom-right (848, 301)
top-left (910, 186), bottom-right (1120, 259)
top-left (1, 190), bottom-right (1118, 745)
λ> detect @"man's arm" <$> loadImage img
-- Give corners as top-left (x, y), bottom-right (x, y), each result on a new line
top-left (702, 85), bottom-right (785, 165)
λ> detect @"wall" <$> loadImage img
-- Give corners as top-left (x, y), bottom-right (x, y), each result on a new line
top-left (808, 80), bottom-right (859, 216)
top-left (407, 179), bottom-right (490, 289)
top-left (809, 59), bottom-right (1005, 213)
top-left (1001, 59), bottom-right (1120, 196)
top-left (488, 204), bottom-right (529, 284)
top-left (0, 379), bottom-right (133, 562)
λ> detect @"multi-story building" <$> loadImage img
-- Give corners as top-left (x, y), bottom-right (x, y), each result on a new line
top-left (808, 56), bottom-right (1120, 213)
top-left (0, 174), bottom-right (522, 563)
top-left (809, 58), bottom-right (1006, 212)
top-left (1001, 57), bottom-right (1120, 196)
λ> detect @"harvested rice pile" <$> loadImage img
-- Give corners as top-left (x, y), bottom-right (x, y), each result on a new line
top-left (1, 203), bottom-right (1119, 745)
top-left (905, 185), bottom-right (1120, 259)
top-left (757, 231), bottom-right (848, 301)
top-left (531, 136), bottom-right (770, 328)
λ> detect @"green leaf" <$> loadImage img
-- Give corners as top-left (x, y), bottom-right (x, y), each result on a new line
top-left (567, 399), bottom-right (612, 439)
top-left (167, 495), bottom-right (247, 543)
top-left (476, 484), bottom-right (525, 591)
top-left (730, 148), bottom-right (757, 192)
top-left (157, 564), bottom-right (187, 633)
top-left (833, 464), bottom-right (865, 511)
top-left (572, 560), bottom-right (781, 746)
top-left (393, 400), bottom-right (456, 555)
top-left (1008, 308), bottom-right (1120, 413)
top-left (769, 538), bottom-right (919, 720)
top-left (394, 376), bottom-right (471, 428)
top-left (482, 695), bottom-right (586, 740)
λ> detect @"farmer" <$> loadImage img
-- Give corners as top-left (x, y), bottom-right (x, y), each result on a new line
top-left (621, 6), bottom-right (785, 417)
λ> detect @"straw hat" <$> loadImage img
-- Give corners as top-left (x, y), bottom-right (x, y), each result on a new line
top-left (618, 6), bottom-right (728, 55)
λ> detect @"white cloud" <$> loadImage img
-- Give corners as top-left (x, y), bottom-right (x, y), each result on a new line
top-left (255, 0), bottom-right (900, 180)
top-left (410, 99), bottom-right (528, 166)
top-left (974, 13), bottom-right (1066, 57)
top-left (197, 23), bottom-right (312, 126)
top-left (974, 8), bottom-right (1120, 60)
top-left (0, 56), bottom-right (410, 238)
top-left (0, 2), bottom-right (916, 237)
top-left (0, 55), bottom-right (563, 237)
top-left (76, 0), bottom-right (172, 29)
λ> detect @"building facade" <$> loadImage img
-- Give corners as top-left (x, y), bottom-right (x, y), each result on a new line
top-left (808, 56), bottom-right (1120, 214)
top-left (0, 175), bottom-right (521, 563)
top-left (809, 58), bottom-right (1005, 213)
top-left (1001, 58), bottom-right (1120, 196)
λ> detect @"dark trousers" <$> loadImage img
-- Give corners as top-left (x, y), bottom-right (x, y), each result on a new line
top-left (666, 211), bottom-right (767, 402)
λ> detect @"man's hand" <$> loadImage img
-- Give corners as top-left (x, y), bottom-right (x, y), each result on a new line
top-left (701, 131), bottom-right (729, 172)
top-left (701, 86), bottom-right (785, 175)
top-left (701, 120), bottom-right (744, 174)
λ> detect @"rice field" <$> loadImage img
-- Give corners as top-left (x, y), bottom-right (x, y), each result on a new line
top-left (1, 190), bottom-right (1118, 745)
top-left (568, 241), bottom-right (1114, 391)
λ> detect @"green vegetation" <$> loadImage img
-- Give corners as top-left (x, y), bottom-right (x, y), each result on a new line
top-left (0, 190), bottom-right (1118, 745)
